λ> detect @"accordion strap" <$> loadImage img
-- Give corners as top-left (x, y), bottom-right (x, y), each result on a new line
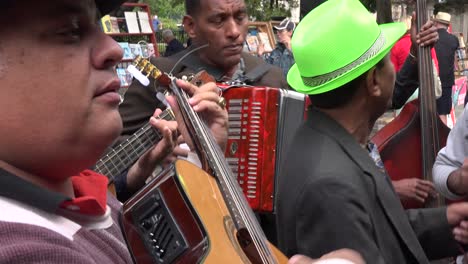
top-left (169, 48), bottom-right (271, 84)
top-left (168, 48), bottom-right (225, 81)
top-left (242, 63), bottom-right (271, 84)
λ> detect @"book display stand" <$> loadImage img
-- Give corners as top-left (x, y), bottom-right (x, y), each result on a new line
top-left (101, 2), bottom-right (159, 96)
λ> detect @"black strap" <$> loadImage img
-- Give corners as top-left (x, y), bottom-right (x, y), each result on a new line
top-left (242, 63), bottom-right (272, 84)
top-left (168, 47), bottom-right (271, 84)
top-left (167, 47), bottom-right (225, 81)
top-left (0, 168), bottom-right (67, 213)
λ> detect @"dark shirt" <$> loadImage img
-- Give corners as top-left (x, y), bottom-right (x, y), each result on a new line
top-left (434, 28), bottom-right (459, 87)
top-left (392, 56), bottom-right (420, 109)
top-left (164, 38), bottom-right (185, 57)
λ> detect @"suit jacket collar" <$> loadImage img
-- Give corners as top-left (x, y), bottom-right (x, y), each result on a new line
top-left (306, 107), bottom-right (429, 263)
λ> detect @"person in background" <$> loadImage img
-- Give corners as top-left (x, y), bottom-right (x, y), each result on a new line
top-left (258, 18), bottom-right (296, 77)
top-left (391, 15), bottom-right (439, 73)
top-left (276, 0), bottom-right (468, 263)
top-left (433, 11), bottom-right (459, 125)
top-left (152, 14), bottom-right (161, 32)
top-left (162, 29), bottom-right (185, 57)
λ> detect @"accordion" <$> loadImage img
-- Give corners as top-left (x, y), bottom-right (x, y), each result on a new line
top-left (221, 85), bottom-right (306, 213)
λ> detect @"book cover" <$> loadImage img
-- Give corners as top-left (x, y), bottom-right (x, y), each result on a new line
top-left (258, 32), bottom-right (273, 53)
top-left (246, 34), bottom-right (259, 53)
top-left (137, 11), bottom-right (153, 33)
top-left (139, 43), bottom-right (150, 58)
top-left (118, 42), bottom-right (133, 60)
top-left (147, 44), bottom-right (155, 57)
top-left (110, 16), bottom-right (120, 33)
top-left (101, 15), bottom-right (113, 33)
top-left (116, 68), bottom-right (127, 86)
top-left (124, 12), bottom-right (140, 33)
top-left (129, 43), bottom-right (143, 58)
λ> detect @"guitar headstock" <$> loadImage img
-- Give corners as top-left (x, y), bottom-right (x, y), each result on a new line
top-left (128, 55), bottom-right (215, 89)
top-left (127, 56), bottom-right (172, 87)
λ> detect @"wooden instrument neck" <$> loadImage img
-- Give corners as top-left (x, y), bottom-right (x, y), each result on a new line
top-left (416, 0), bottom-right (444, 207)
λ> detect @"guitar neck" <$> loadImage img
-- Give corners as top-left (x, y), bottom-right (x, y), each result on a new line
top-left (169, 79), bottom-right (278, 263)
top-left (93, 109), bottom-right (174, 183)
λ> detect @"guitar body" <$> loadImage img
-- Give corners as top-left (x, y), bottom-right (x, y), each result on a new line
top-left (121, 159), bottom-right (287, 264)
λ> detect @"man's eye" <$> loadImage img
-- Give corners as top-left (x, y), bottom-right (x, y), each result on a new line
top-left (211, 18), bottom-right (223, 24)
top-left (57, 28), bottom-right (82, 42)
top-left (236, 14), bottom-right (247, 22)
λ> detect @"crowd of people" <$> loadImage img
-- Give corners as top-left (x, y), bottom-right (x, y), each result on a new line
top-left (1, 0), bottom-right (468, 263)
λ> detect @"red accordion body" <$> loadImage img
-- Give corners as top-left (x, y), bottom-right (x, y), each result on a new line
top-left (220, 85), bottom-right (306, 212)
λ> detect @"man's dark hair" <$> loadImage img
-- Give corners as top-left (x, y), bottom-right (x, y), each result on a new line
top-left (309, 58), bottom-right (386, 109)
top-left (185, 0), bottom-right (202, 16)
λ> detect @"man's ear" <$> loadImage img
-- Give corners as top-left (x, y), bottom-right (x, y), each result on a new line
top-left (183, 15), bottom-right (197, 39)
top-left (365, 67), bottom-right (382, 97)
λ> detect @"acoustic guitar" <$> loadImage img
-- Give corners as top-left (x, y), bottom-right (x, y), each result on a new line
top-left (120, 65), bottom-right (288, 263)
top-left (94, 56), bottom-right (205, 192)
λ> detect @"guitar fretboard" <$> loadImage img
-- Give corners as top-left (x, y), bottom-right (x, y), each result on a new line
top-left (93, 110), bottom-right (174, 183)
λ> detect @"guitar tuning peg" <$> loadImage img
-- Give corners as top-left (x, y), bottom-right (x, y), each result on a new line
top-left (127, 64), bottom-right (150, 86)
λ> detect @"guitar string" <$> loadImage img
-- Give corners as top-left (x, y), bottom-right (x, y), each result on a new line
top-left (417, 0), bottom-right (443, 207)
top-left (174, 83), bottom-right (275, 263)
top-left (94, 110), bottom-right (172, 180)
top-left (177, 89), bottom-right (271, 263)
top-left (202, 120), bottom-right (276, 263)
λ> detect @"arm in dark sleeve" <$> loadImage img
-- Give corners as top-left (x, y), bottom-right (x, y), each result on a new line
top-left (406, 207), bottom-right (461, 260)
top-left (391, 56), bottom-right (419, 109)
top-left (296, 176), bottom-right (386, 264)
top-left (113, 169), bottom-right (134, 202)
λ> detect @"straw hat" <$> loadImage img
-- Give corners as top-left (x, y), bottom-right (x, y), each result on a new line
top-left (433, 12), bottom-right (451, 25)
top-left (287, 0), bottom-right (406, 95)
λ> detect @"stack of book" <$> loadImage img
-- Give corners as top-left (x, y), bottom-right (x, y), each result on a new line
top-left (101, 15), bottom-right (120, 33)
top-left (101, 11), bottom-right (153, 34)
top-left (118, 42), bottom-right (152, 60)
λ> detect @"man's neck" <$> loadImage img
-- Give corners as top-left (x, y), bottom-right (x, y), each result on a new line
top-left (319, 104), bottom-right (374, 146)
top-left (197, 55), bottom-right (241, 80)
top-left (0, 160), bottom-right (75, 197)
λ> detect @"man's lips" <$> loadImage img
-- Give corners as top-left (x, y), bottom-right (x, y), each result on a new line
top-left (224, 44), bottom-right (243, 53)
top-left (95, 79), bottom-right (121, 97)
top-left (93, 78), bottom-right (122, 105)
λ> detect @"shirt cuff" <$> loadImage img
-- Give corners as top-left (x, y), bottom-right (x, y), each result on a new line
top-left (433, 165), bottom-right (465, 200)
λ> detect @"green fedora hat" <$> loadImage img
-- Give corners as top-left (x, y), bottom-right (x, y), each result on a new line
top-left (287, 0), bottom-right (406, 95)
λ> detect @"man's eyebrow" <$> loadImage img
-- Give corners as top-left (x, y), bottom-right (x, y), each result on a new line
top-left (208, 7), bottom-right (248, 19)
top-left (236, 7), bottom-right (248, 13)
top-left (45, 1), bottom-right (92, 17)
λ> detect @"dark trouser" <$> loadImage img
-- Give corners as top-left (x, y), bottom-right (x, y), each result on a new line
top-left (436, 86), bottom-right (453, 115)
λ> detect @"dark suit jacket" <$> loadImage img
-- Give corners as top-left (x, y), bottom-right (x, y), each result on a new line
top-left (276, 108), bottom-right (461, 263)
top-left (163, 38), bottom-right (185, 57)
top-left (119, 51), bottom-right (288, 136)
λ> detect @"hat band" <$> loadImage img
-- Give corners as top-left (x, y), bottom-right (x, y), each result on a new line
top-left (301, 31), bottom-right (386, 87)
